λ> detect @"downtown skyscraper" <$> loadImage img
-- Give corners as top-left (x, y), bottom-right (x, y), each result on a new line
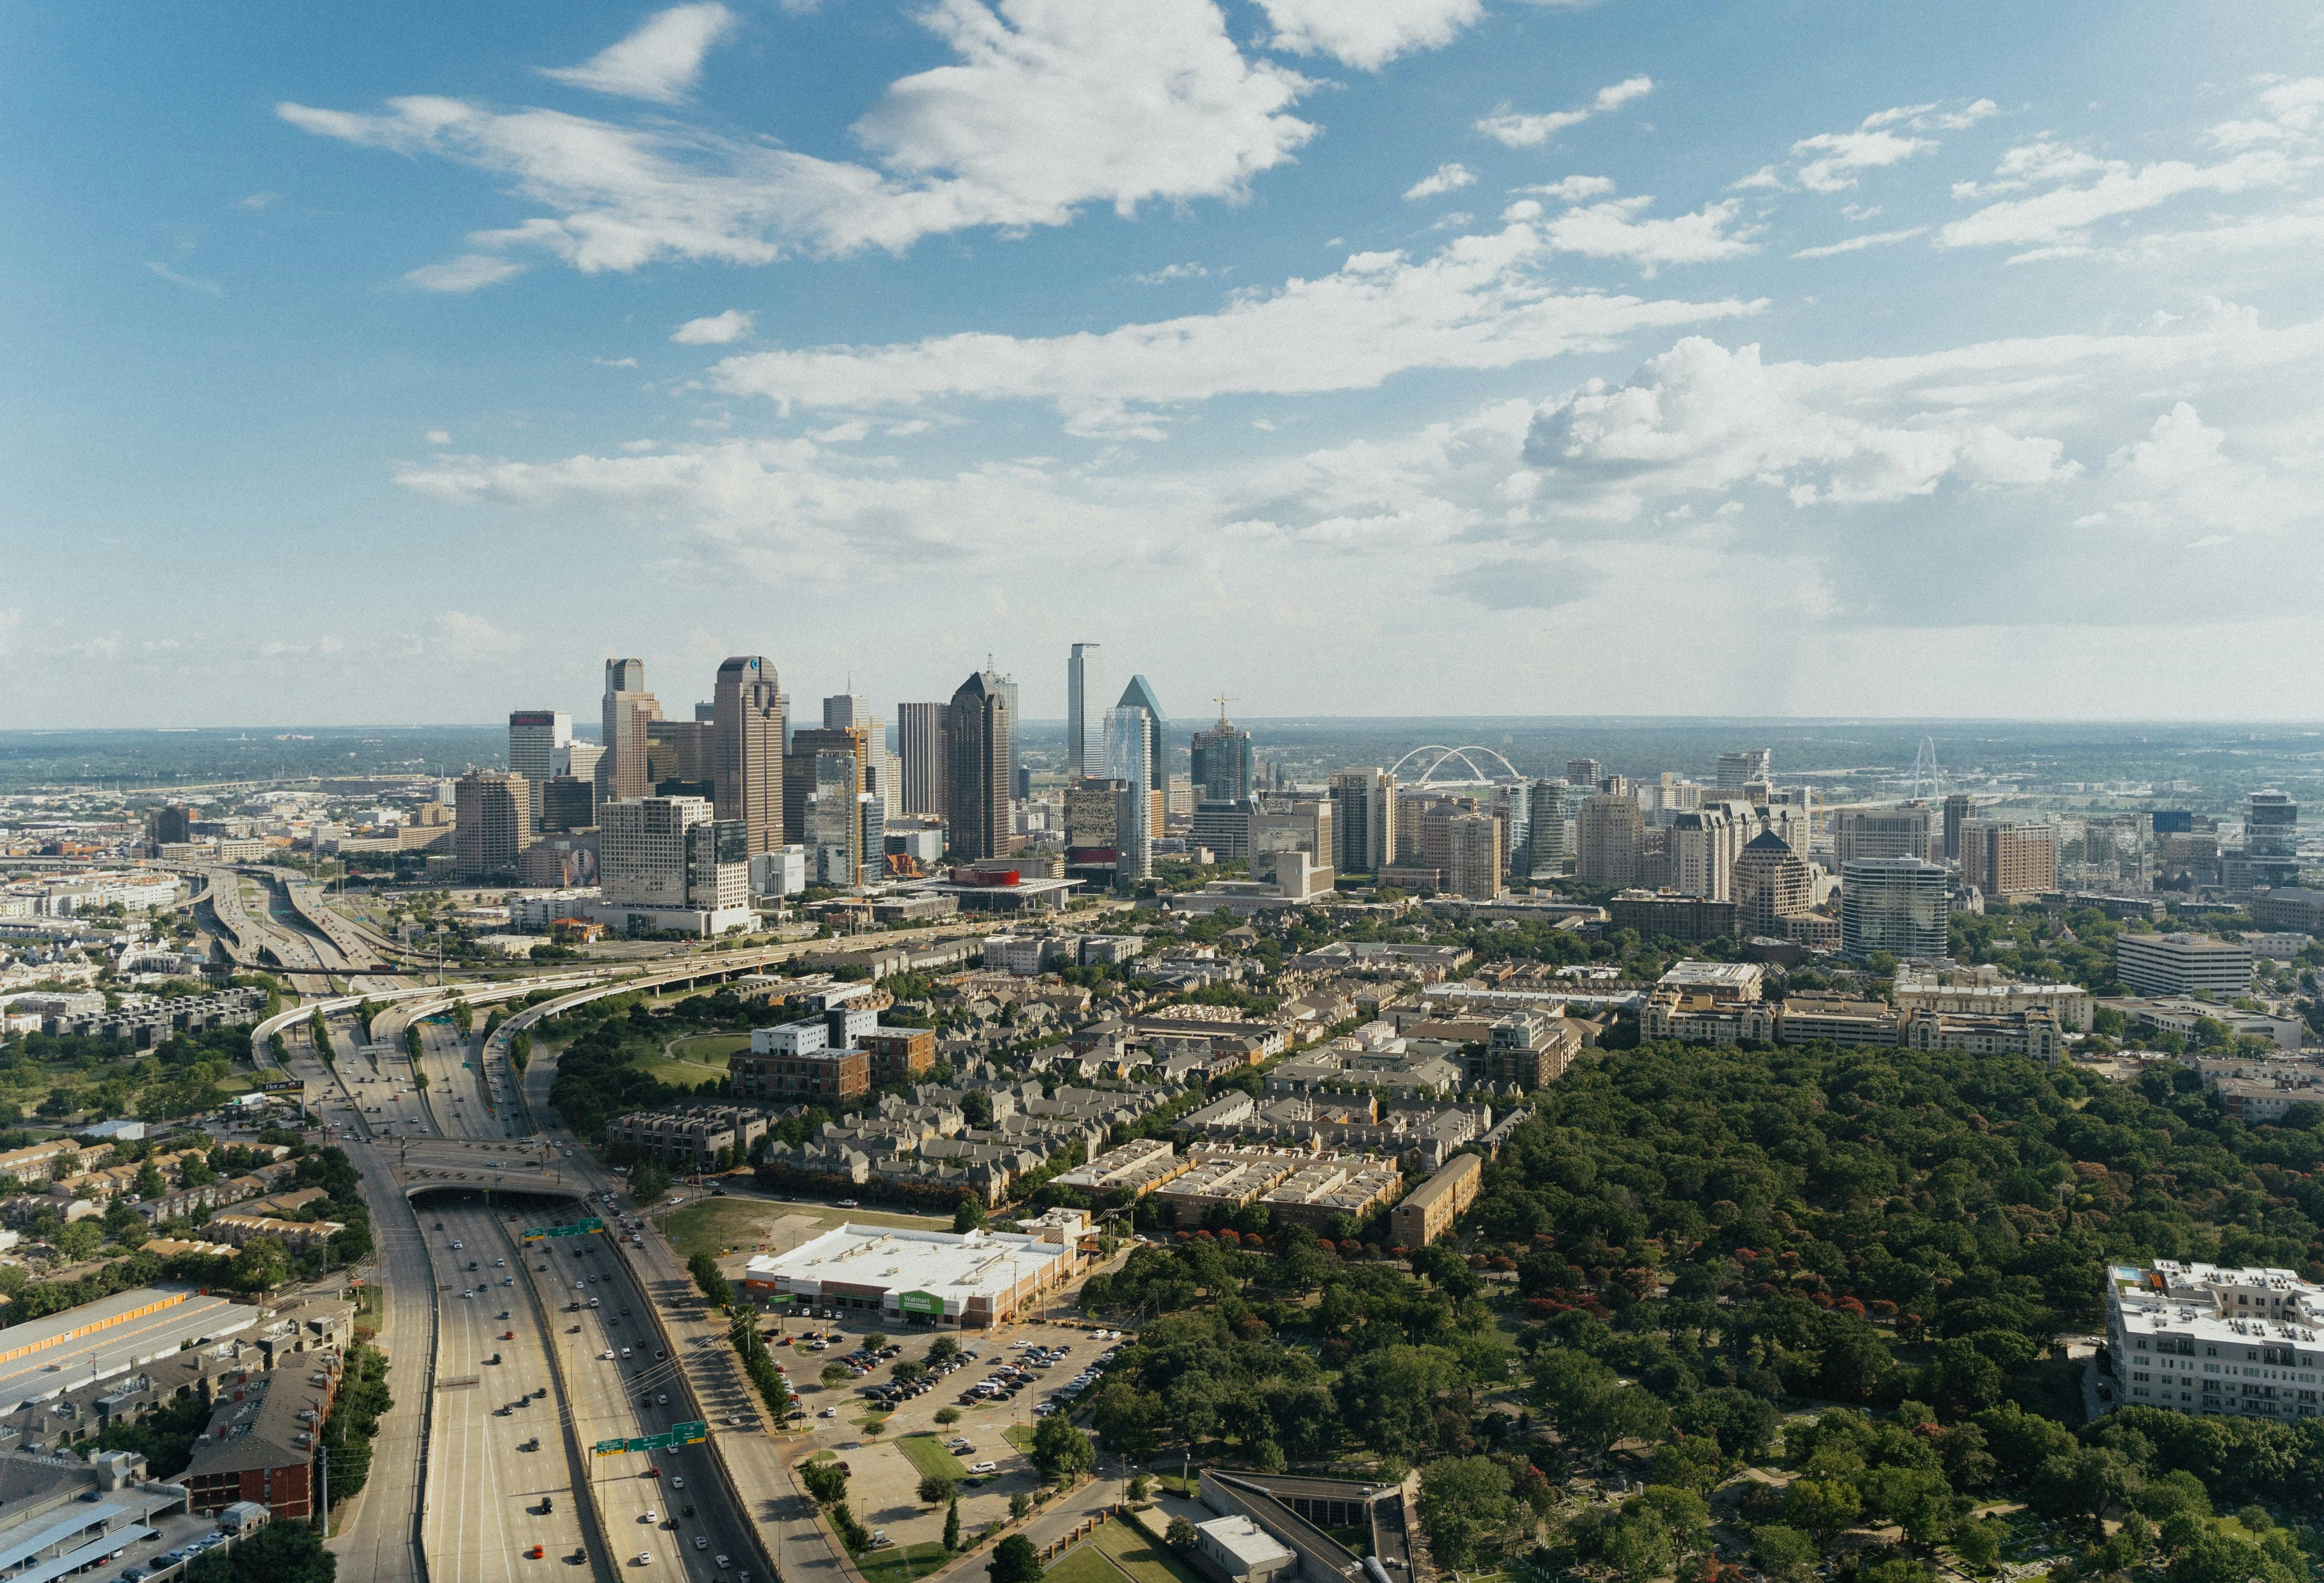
top-left (712, 655), bottom-right (784, 856)
top-left (1066, 643), bottom-right (1104, 779)
top-left (945, 669), bottom-right (1011, 862)
top-left (601, 658), bottom-right (661, 801)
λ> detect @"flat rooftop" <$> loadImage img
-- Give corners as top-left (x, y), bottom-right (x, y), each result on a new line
top-left (745, 1223), bottom-right (1072, 1312)
top-left (0, 1287), bottom-right (254, 1415)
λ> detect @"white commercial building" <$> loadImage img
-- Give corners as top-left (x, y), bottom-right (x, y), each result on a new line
top-left (739, 1216), bottom-right (1088, 1327)
top-left (2105, 1261), bottom-right (2324, 1422)
top-left (1893, 964), bottom-right (2095, 1033)
top-left (591, 796), bottom-right (751, 936)
top-left (2115, 932), bottom-right (2253, 997)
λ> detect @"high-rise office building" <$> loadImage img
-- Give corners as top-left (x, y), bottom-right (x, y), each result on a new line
top-left (1566, 758), bottom-right (1603, 790)
top-left (1190, 705), bottom-right (1255, 802)
top-left (2239, 790), bottom-right (2301, 890)
top-left (555, 741), bottom-right (605, 788)
top-left (1114, 677), bottom-right (1169, 793)
top-left (1716, 749), bottom-right (1771, 790)
top-left (597, 795), bottom-right (750, 932)
top-left (1670, 801), bottom-right (1752, 900)
top-left (1834, 805), bottom-right (1936, 866)
top-left (1734, 831), bottom-right (1813, 937)
top-left (1103, 703), bottom-right (1155, 884)
top-left (1250, 799), bottom-right (1333, 888)
top-left (1959, 819), bottom-right (2059, 898)
top-left (1943, 793), bottom-right (1976, 862)
top-left (786, 725), bottom-right (869, 848)
top-left (1577, 792), bottom-right (1643, 885)
top-left (897, 702), bottom-right (945, 818)
top-left (944, 671), bottom-right (1011, 862)
top-left (1524, 779), bottom-right (1570, 879)
top-left (1446, 812), bottom-right (1504, 902)
top-left (647, 718), bottom-right (712, 796)
top-left (1066, 644), bottom-right (1105, 780)
top-left (978, 665), bottom-right (1021, 805)
top-left (601, 658), bottom-right (662, 801)
top-left (1841, 857), bottom-right (1950, 960)
top-left (713, 656), bottom-right (785, 856)
top-left (507, 711), bottom-right (569, 830)
top-left (539, 776), bottom-right (596, 833)
top-left (1329, 768), bottom-right (1396, 876)
top-left (453, 771), bottom-right (532, 880)
top-left (798, 749), bottom-right (863, 885)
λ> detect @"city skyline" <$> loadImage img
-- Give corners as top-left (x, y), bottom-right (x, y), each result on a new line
top-left (8, 4), bottom-right (2324, 725)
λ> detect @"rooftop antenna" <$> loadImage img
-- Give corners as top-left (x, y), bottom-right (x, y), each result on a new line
top-left (1213, 694), bottom-right (1237, 728)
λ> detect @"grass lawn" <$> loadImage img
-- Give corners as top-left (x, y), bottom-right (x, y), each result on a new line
top-left (1003, 1424), bottom-right (1036, 1454)
top-left (1045, 1549), bottom-right (1127, 1583)
top-left (857, 1541), bottom-right (951, 1583)
top-left (662, 1197), bottom-right (946, 1262)
top-left (1092, 1519), bottom-right (1206, 1583)
top-left (637, 1033), bottom-right (745, 1089)
top-left (895, 1432), bottom-right (971, 1483)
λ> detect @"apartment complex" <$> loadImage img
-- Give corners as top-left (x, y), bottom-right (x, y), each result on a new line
top-left (1388, 1152), bottom-right (1481, 1248)
top-left (2105, 1261), bottom-right (2323, 1423)
top-left (2115, 932), bottom-right (2254, 997)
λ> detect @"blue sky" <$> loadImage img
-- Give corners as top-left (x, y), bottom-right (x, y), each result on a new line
top-left (6, 0), bottom-right (2324, 728)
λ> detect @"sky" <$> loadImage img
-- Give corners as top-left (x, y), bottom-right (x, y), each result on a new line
top-left (6, 0), bottom-right (2324, 729)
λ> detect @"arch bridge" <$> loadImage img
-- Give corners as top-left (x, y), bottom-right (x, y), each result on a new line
top-left (1385, 743), bottom-right (1526, 784)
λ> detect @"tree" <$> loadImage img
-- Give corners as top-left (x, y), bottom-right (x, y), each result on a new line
top-left (954, 1195), bottom-right (989, 1233)
top-left (1165, 1517), bottom-right (1197, 1549)
top-left (1782, 1478), bottom-right (1860, 1543)
top-left (1751, 1525), bottom-right (1818, 1583)
top-left (801, 1461), bottom-right (850, 1506)
top-left (57, 1220), bottom-right (103, 1261)
top-left (1418, 1455), bottom-right (1513, 1571)
top-left (935, 1407), bottom-right (962, 1428)
top-left (988, 1535), bottom-right (1043, 1583)
top-left (134, 1160), bottom-right (165, 1199)
top-left (629, 1157), bottom-right (671, 1205)
top-left (920, 1472), bottom-right (959, 1506)
top-left (944, 1495), bottom-right (962, 1551)
top-left (1030, 1411), bottom-right (1096, 1482)
top-left (234, 1234), bottom-right (291, 1291)
top-left (1090, 1382), bottom-right (1164, 1463)
top-left (1334, 1344), bottom-right (1459, 1461)
top-left (187, 1523), bottom-right (334, 1583)
top-left (867, 1332), bottom-right (889, 1351)
top-left (1953, 1518), bottom-right (2003, 1575)
top-left (929, 1335), bottom-right (962, 1366)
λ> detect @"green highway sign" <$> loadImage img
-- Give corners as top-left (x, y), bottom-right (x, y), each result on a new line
top-left (594, 1438), bottom-right (629, 1456)
top-left (673, 1420), bottom-right (709, 1443)
top-left (521, 1217), bottom-right (607, 1242)
top-left (595, 1421), bottom-right (709, 1455)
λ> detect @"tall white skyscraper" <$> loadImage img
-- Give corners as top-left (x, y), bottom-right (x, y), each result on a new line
top-left (1067, 643), bottom-right (1105, 779)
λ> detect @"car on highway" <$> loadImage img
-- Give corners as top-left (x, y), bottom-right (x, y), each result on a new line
top-left (671, 1476), bottom-right (684, 1489)
top-left (642, 1510), bottom-right (657, 1523)
top-left (716, 1556), bottom-right (729, 1570)
top-left (636, 1554), bottom-right (652, 1568)
top-left (696, 1537), bottom-right (710, 1551)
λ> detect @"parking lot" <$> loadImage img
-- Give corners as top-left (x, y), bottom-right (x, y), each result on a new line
top-left (95, 1511), bottom-right (261, 1583)
top-left (770, 1313), bottom-right (1135, 1561)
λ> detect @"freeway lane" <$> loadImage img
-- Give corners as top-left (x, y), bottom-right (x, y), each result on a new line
top-left (423, 1195), bottom-right (593, 1583)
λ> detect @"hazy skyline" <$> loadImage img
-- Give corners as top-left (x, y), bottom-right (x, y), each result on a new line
top-left (7, 2), bottom-right (2324, 727)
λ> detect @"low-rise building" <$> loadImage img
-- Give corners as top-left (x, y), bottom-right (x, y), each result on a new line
top-left (204, 1213), bottom-right (344, 1252)
top-left (183, 1356), bottom-right (340, 1518)
top-left (1052, 1139), bottom-right (1190, 1197)
top-left (606, 1105), bottom-right (771, 1169)
top-left (2115, 932), bottom-right (2254, 997)
top-left (861, 1026), bottom-right (936, 1086)
top-left (1389, 1151), bottom-right (1481, 1248)
top-left (739, 1215), bottom-right (1087, 1327)
top-left (2103, 1261), bottom-right (2324, 1422)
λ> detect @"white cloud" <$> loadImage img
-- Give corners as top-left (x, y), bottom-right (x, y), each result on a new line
top-left (1539, 197), bottom-right (1763, 273)
top-left (236, 191), bottom-right (280, 210)
top-left (1790, 226), bottom-right (1926, 259)
top-left (144, 261), bottom-right (223, 296)
top-left (426, 429), bottom-right (452, 445)
top-left (284, 0), bottom-right (1315, 280)
top-left (539, 3), bottom-right (737, 105)
top-left (2100, 401), bottom-right (2309, 536)
top-left (672, 309), bottom-right (755, 344)
top-left (707, 219), bottom-right (1761, 421)
top-left (1939, 146), bottom-right (2301, 252)
top-left (1474, 75), bottom-right (1651, 149)
top-left (1515, 175), bottom-right (1617, 202)
top-left (436, 610), bottom-right (524, 661)
top-left (1131, 261), bottom-right (1209, 284)
top-left (1255, 0), bottom-right (1482, 71)
top-left (403, 253), bottom-right (530, 292)
top-left (1404, 162), bottom-right (1476, 201)
top-left (1742, 98), bottom-right (1993, 193)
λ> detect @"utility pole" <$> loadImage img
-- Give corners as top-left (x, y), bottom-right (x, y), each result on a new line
top-left (319, 1441), bottom-right (329, 1534)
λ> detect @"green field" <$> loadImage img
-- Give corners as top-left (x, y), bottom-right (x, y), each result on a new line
top-left (662, 1196), bottom-right (947, 1262)
top-left (638, 1032), bottom-right (751, 1089)
top-left (1092, 1519), bottom-right (1206, 1583)
top-left (856, 1540), bottom-right (950, 1583)
top-left (894, 1432), bottom-right (972, 1483)
top-left (1044, 1549), bottom-right (1124, 1583)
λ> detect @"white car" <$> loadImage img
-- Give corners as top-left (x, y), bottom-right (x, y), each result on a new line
top-left (696, 1538), bottom-right (709, 1551)
top-left (643, 1510), bottom-right (658, 1523)
top-left (636, 1554), bottom-right (653, 1568)
top-left (672, 1476), bottom-right (685, 1489)
top-left (969, 1460), bottom-right (998, 1474)
top-left (601, 1351), bottom-right (616, 1361)
top-left (716, 1557), bottom-right (730, 1571)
